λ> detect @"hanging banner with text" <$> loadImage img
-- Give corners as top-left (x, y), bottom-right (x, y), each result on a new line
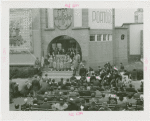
top-left (89, 9), bottom-right (113, 29)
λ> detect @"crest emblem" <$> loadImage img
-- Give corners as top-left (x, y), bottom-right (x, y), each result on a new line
top-left (54, 8), bottom-right (72, 30)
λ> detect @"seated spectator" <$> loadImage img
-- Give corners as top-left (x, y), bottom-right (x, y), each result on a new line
top-left (70, 74), bottom-right (77, 82)
top-left (88, 101), bottom-right (98, 111)
top-left (115, 96), bottom-right (126, 111)
top-left (14, 104), bottom-right (20, 111)
top-left (71, 79), bottom-right (77, 86)
top-left (133, 89), bottom-right (142, 99)
top-left (95, 87), bottom-right (102, 97)
top-left (66, 79), bottom-right (71, 86)
top-left (51, 79), bottom-right (58, 89)
top-left (126, 84), bottom-right (136, 92)
top-left (22, 98), bottom-right (29, 109)
top-left (58, 78), bottom-right (64, 86)
top-left (89, 93), bottom-right (98, 103)
top-left (54, 87), bottom-right (60, 95)
top-left (98, 94), bottom-right (109, 103)
top-left (43, 74), bottom-right (49, 82)
top-left (78, 99), bottom-right (88, 111)
top-left (90, 73), bottom-right (96, 83)
top-left (127, 95), bottom-right (137, 105)
top-left (74, 93), bottom-right (82, 106)
top-left (126, 103), bottom-right (135, 111)
top-left (138, 85), bottom-right (143, 93)
top-left (93, 79), bottom-right (100, 86)
top-left (52, 98), bottom-right (68, 111)
top-left (32, 98), bottom-right (39, 108)
top-left (84, 87), bottom-right (91, 96)
top-left (69, 87), bottom-right (76, 97)
top-left (65, 98), bottom-right (78, 111)
top-left (99, 102), bottom-right (111, 111)
top-left (39, 98), bottom-right (51, 109)
top-left (109, 97), bottom-right (117, 104)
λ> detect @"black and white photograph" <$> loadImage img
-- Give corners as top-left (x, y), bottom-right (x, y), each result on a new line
top-left (9, 8), bottom-right (144, 111)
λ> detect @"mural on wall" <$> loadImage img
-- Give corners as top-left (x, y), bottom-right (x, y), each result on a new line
top-left (54, 8), bottom-right (72, 30)
top-left (9, 9), bottom-right (33, 54)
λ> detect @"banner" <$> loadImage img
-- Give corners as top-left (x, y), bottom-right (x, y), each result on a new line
top-left (89, 9), bottom-right (113, 29)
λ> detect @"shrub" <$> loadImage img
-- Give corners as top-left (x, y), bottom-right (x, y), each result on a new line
top-left (10, 66), bottom-right (35, 79)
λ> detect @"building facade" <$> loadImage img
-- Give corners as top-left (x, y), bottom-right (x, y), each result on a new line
top-left (9, 8), bottom-right (132, 69)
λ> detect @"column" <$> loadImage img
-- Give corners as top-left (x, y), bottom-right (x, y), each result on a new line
top-left (74, 9), bottom-right (82, 27)
top-left (47, 8), bottom-right (54, 28)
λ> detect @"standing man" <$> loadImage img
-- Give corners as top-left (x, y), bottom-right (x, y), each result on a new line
top-left (34, 57), bottom-right (40, 75)
top-left (79, 65), bottom-right (87, 76)
top-left (32, 76), bottom-right (40, 97)
top-left (120, 63), bottom-right (124, 72)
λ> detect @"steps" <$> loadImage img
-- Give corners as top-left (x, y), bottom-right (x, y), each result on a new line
top-left (42, 70), bottom-right (73, 79)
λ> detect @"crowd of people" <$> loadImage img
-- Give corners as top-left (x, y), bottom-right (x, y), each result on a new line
top-left (10, 62), bottom-right (144, 111)
top-left (35, 49), bottom-right (81, 73)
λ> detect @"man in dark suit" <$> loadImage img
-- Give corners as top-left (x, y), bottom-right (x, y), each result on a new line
top-left (126, 84), bottom-right (136, 92)
top-left (39, 98), bottom-right (51, 109)
top-left (90, 73), bottom-right (96, 83)
top-left (32, 77), bottom-right (40, 96)
top-left (79, 65), bottom-right (87, 76)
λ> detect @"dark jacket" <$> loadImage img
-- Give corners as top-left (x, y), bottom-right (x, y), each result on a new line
top-left (79, 68), bottom-right (87, 76)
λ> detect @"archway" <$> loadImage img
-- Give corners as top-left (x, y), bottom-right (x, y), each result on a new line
top-left (47, 35), bottom-right (82, 60)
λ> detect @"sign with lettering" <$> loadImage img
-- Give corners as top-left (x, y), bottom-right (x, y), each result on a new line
top-left (89, 9), bottom-right (113, 29)
top-left (54, 8), bottom-right (72, 30)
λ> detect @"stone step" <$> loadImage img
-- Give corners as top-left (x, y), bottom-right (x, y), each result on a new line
top-left (42, 71), bottom-right (73, 78)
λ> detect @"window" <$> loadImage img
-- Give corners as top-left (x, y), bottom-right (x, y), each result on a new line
top-left (108, 34), bottom-right (112, 41)
top-left (121, 34), bottom-right (125, 40)
top-left (97, 35), bottom-right (102, 41)
top-left (90, 35), bottom-right (95, 41)
top-left (103, 34), bottom-right (106, 41)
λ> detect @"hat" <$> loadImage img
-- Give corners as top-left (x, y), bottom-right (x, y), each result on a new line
top-left (24, 98), bottom-right (28, 102)
top-left (91, 101), bottom-right (96, 105)
top-left (91, 93), bottom-right (95, 97)
top-left (70, 87), bottom-right (74, 91)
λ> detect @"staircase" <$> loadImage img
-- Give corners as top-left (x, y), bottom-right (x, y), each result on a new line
top-left (42, 68), bottom-right (73, 79)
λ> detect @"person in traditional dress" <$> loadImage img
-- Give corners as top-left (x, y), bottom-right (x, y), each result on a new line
top-left (34, 57), bottom-right (40, 75)
top-left (52, 51), bottom-right (55, 58)
top-left (56, 58), bottom-right (60, 71)
top-left (53, 58), bottom-right (57, 71)
top-left (63, 55), bottom-right (67, 71)
top-left (59, 58), bottom-right (63, 71)
top-left (48, 55), bottom-right (53, 68)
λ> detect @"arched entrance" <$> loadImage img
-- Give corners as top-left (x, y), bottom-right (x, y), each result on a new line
top-left (47, 35), bottom-right (82, 60)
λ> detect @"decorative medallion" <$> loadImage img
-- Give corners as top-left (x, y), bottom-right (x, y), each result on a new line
top-left (54, 8), bottom-right (72, 30)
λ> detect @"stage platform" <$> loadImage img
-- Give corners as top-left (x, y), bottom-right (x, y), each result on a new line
top-left (42, 69), bottom-right (73, 79)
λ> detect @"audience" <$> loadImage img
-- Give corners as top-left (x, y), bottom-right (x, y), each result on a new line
top-left (10, 62), bottom-right (143, 111)
top-left (99, 102), bottom-right (111, 111)
top-left (52, 98), bottom-right (68, 111)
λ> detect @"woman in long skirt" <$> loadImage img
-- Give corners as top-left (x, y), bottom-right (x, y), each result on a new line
top-left (59, 59), bottom-right (63, 71)
top-left (53, 59), bottom-right (56, 71)
top-left (56, 58), bottom-right (60, 71)
top-left (49, 55), bottom-right (53, 68)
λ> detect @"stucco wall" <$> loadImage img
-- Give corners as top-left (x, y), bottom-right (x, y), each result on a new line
top-left (41, 9), bottom-right (90, 67)
top-left (89, 41), bottom-right (113, 69)
top-left (114, 28), bottom-right (128, 65)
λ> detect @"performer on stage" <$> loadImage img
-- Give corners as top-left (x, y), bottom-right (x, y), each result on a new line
top-left (63, 55), bottom-right (67, 71)
top-left (56, 58), bottom-right (60, 71)
top-left (34, 57), bottom-right (41, 74)
top-left (53, 58), bottom-right (56, 71)
top-left (48, 55), bottom-right (53, 68)
top-left (59, 58), bottom-right (63, 71)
